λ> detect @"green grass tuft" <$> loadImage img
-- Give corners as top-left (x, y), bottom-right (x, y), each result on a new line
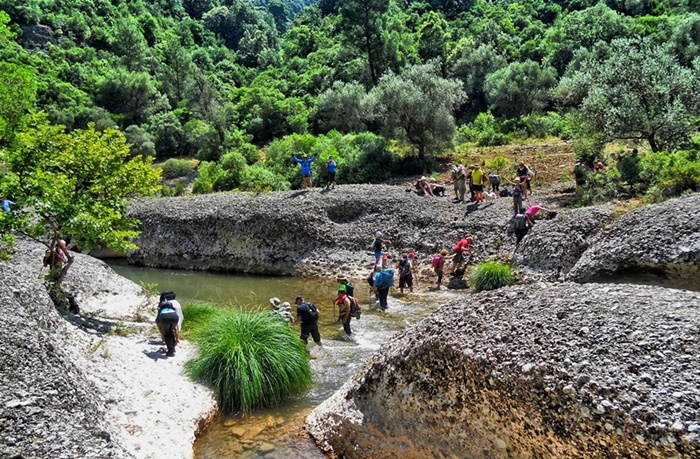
top-left (185, 309), bottom-right (312, 414)
top-left (470, 261), bottom-right (515, 292)
top-left (181, 302), bottom-right (223, 339)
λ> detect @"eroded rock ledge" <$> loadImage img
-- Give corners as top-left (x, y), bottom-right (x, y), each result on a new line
top-left (306, 282), bottom-right (700, 458)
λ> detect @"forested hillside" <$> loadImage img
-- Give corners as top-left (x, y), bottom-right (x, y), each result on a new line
top-left (0, 0), bottom-right (699, 195)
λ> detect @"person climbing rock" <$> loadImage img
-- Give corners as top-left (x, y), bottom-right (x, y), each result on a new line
top-left (450, 235), bottom-right (475, 275)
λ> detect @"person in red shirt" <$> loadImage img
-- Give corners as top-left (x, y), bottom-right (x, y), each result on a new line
top-left (450, 235), bottom-right (475, 275)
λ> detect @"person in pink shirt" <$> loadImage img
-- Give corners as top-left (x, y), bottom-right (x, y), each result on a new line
top-left (524, 204), bottom-right (553, 226)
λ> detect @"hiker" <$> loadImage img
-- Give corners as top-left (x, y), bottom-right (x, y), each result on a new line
top-left (326, 156), bottom-right (337, 190)
top-left (269, 297), bottom-right (294, 323)
top-left (295, 296), bottom-right (322, 347)
top-left (336, 274), bottom-right (354, 297)
top-left (432, 249), bottom-right (453, 290)
top-left (335, 286), bottom-right (353, 336)
top-left (516, 162), bottom-right (534, 198)
top-left (42, 239), bottom-right (68, 268)
top-left (488, 172), bottom-right (500, 196)
top-left (450, 164), bottom-right (459, 200)
top-left (509, 177), bottom-right (525, 215)
top-left (292, 154), bottom-right (317, 190)
top-left (450, 235), bottom-right (475, 275)
top-left (511, 213), bottom-right (530, 244)
top-left (455, 165), bottom-right (467, 202)
top-left (372, 231), bottom-right (391, 268)
top-left (372, 265), bottom-right (394, 311)
top-left (397, 253), bottom-right (415, 294)
top-left (524, 204), bottom-right (554, 226)
top-left (574, 160), bottom-right (587, 186)
top-left (414, 176), bottom-right (433, 196)
top-left (156, 291), bottom-right (183, 357)
top-left (428, 178), bottom-right (446, 196)
top-left (1, 197), bottom-right (14, 212)
top-left (470, 164), bottom-right (486, 202)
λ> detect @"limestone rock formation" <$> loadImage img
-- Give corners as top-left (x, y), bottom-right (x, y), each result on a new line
top-left (568, 193), bottom-right (700, 287)
top-left (306, 282), bottom-right (700, 459)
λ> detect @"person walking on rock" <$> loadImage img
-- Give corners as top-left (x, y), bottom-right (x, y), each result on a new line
top-left (397, 253), bottom-right (415, 294)
top-left (455, 165), bottom-right (467, 203)
top-left (432, 249), bottom-right (453, 290)
top-left (326, 156), bottom-right (337, 190)
top-left (292, 154), bottom-right (317, 190)
top-left (295, 296), bottom-right (322, 347)
top-left (372, 231), bottom-right (391, 268)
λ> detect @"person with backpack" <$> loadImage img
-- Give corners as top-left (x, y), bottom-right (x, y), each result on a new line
top-left (508, 177), bottom-right (525, 215)
top-left (336, 274), bottom-right (354, 297)
top-left (397, 253), bottom-right (415, 294)
top-left (156, 291), bottom-right (183, 357)
top-left (432, 249), bottom-right (453, 290)
top-left (292, 154), bottom-right (317, 190)
top-left (372, 265), bottom-right (394, 311)
top-left (450, 164), bottom-right (459, 200)
top-left (511, 213), bottom-right (530, 244)
top-left (516, 162), bottom-right (534, 198)
top-left (295, 296), bottom-right (322, 347)
top-left (335, 286), bottom-right (353, 336)
top-left (326, 156), bottom-right (337, 190)
top-left (488, 172), bottom-right (500, 196)
top-left (450, 235), bottom-right (475, 275)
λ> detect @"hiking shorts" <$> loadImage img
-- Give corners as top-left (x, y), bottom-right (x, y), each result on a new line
top-left (302, 173), bottom-right (312, 178)
top-left (374, 251), bottom-right (382, 260)
top-left (300, 322), bottom-right (321, 345)
top-left (399, 274), bottom-right (413, 289)
top-left (453, 252), bottom-right (464, 265)
top-left (328, 172), bottom-right (335, 181)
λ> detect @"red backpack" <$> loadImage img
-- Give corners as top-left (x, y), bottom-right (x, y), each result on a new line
top-left (432, 254), bottom-right (442, 268)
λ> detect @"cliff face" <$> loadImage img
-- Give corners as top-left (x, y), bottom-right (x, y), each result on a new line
top-left (0, 238), bottom-right (134, 459)
top-left (306, 283), bottom-right (700, 458)
top-left (127, 187), bottom-right (700, 288)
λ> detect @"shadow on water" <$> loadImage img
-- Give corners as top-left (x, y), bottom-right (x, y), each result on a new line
top-left (108, 261), bottom-right (444, 458)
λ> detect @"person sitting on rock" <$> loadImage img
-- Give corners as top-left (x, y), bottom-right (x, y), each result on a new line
top-left (428, 178), bottom-right (446, 197)
top-left (414, 176), bottom-right (433, 196)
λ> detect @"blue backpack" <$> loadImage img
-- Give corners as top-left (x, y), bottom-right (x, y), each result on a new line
top-left (376, 269), bottom-right (395, 288)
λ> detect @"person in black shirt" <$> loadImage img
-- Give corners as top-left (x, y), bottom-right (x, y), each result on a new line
top-left (295, 296), bottom-right (322, 347)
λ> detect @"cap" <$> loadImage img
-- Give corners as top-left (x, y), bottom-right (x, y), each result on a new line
top-left (407, 252), bottom-right (416, 259)
top-left (295, 296), bottom-right (303, 302)
top-left (375, 231), bottom-right (382, 237)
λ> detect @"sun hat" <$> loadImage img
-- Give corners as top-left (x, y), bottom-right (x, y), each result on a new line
top-left (269, 297), bottom-right (280, 308)
top-left (280, 302), bottom-right (291, 311)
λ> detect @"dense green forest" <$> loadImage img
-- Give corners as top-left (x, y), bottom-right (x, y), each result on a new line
top-left (1, 0), bottom-right (699, 197)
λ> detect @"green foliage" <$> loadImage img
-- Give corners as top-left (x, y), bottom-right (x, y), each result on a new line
top-left (469, 261), bottom-right (515, 292)
top-left (639, 149), bottom-right (700, 198)
top-left (484, 60), bottom-right (557, 118)
top-left (192, 161), bottom-right (220, 194)
top-left (181, 301), bottom-right (224, 339)
top-left (161, 159), bottom-right (194, 179)
top-left (239, 163), bottom-right (290, 192)
top-left (185, 308), bottom-right (312, 414)
top-left (486, 155), bottom-right (511, 175)
top-left (457, 112), bottom-right (510, 147)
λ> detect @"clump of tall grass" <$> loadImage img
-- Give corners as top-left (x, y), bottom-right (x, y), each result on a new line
top-left (185, 309), bottom-right (312, 414)
top-left (181, 302), bottom-right (223, 339)
top-left (470, 261), bottom-right (515, 292)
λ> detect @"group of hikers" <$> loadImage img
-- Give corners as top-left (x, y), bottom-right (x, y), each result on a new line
top-left (292, 154), bottom-right (337, 191)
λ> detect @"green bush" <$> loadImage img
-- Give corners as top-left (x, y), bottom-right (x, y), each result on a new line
top-left (470, 261), bottom-right (515, 292)
top-left (239, 163), bottom-right (290, 192)
top-left (161, 158), bottom-right (193, 179)
top-left (186, 309), bottom-right (312, 414)
top-left (181, 302), bottom-right (223, 339)
top-left (640, 149), bottom-right (700, 198)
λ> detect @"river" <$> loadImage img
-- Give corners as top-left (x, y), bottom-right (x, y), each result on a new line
top-left (108, 261), bottom-right (443, 458)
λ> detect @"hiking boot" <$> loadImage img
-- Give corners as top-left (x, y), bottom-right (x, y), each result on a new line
top-left (166, 351), bottom-right (175, 357)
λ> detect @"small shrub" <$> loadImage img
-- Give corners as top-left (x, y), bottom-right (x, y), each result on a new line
top-left (181, 302), bottom-right (223, 339)
top-left (185, 309), bottom-right (312, 414)
top-left (161, 158), bottom-right (193, 179)
top-left (470, 261), bottom-right (515, 292)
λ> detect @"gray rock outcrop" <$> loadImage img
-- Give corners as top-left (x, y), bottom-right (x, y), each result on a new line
top-left (568, 193), bottom-right (700, 286)
top-left (0, 238), bottom-right (134, 459)
top-left (306, 282), bottom-right (700, 458)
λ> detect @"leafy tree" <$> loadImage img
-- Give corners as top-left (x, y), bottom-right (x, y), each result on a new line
top-left (484, 60), bottom-right (556, 119)
top-left (556, 38), bottom-right (700, 152)
top-left (417, 11), bottom-right (449, 66)
top-left (337, 0), bottom-right (390, 84)
top-left (314, 81), bottom-right (368, 133)
top-left (110, 19), bottom-right (149, 71)
top-left (97, 70), bottom-right (160, 126)
top-left (0, 62), bottom-right (36, 145)
top-left (449, 43), bottom-right (507, 117)
top-left (0, 117), bottom-right (160, 308)
top-left (670, 13), bottom-right (700, 67)
top-left (367, 61), bottom-right (466, 161)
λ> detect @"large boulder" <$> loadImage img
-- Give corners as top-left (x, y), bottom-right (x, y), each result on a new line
top-left (306, 282), bottom-right (700, 459)
top-left (568, 193), bottom-right (700, 286)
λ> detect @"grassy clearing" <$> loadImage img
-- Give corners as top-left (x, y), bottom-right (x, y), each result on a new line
top-left (185, 307), bottom-right (311, 414)
top-left (470, 261), bottom-right (516, 292)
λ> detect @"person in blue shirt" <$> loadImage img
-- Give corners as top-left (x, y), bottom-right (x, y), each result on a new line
top-left (292, 154), bottom-right (317, 190)
top-left (1, 197), bottom-right (15, 212)
top-left (325, 156), bottom-right (337, 190)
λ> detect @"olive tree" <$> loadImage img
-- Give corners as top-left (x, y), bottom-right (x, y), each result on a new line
top-left (484, 60), bottom-right (557, 119)
top-left (555, 38), bottom-right (700, 152)
top-left (367, 61), bottom-right (466, 161)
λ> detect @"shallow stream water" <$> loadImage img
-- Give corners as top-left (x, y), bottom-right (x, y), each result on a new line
top-left (109, 261), bottom-right (443, 459)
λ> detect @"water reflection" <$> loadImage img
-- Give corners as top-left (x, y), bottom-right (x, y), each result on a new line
top-left (108, 261), bottom-right (442, 458)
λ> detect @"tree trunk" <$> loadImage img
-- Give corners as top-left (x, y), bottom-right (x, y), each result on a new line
top-left (49, 253), bottom-right (80, 314)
